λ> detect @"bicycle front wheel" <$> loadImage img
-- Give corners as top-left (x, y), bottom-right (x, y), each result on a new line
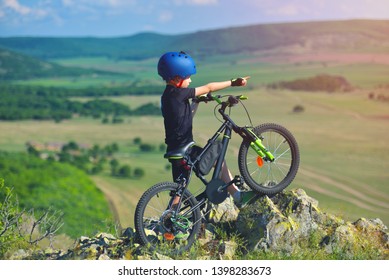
top-left (238, 123), bottom-right (300, 195)
top-left (134, 182), bottom-right (202, 255)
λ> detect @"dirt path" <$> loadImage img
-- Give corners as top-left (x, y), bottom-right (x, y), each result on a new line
top-left (91, 177), bottom-right (144, 229)
top-left (299, 167), bottom-right (389, 213)
top-left (304, 182), bottom-right (383, 213)
top-left (91, 177), bottom-right (123, 229)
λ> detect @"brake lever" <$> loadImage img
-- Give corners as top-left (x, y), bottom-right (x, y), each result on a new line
top-left (228, 95), bottom-right (239, 106)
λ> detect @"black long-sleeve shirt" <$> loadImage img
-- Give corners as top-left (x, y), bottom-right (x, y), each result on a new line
top-left (161, 85), bottom-right (196, 152)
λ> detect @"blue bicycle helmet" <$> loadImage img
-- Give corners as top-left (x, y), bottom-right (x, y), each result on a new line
top-left (158, 51), bottom-right (196, 81)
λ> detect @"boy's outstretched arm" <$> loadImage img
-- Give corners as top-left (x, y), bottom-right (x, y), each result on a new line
top-left (194, 76), bottom-right (250, 96)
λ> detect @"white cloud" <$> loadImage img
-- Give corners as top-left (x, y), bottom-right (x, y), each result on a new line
top-left (59, 0), bottom-right (138, 17)
top-left (61, 0), bottom-right (135, 8)
top-left (188, 0), bottom-right (218, 5)
top-left (339, 0), bottom-right (389, 18)
top-left (258, 1), bottom-right (312, 17)
top-left (61, 0), bottom-right (74, 7)
top-left (3, 0), bottom-right (31, 15)
top-left (142, 24), bottom-right (155, 31)
top-left (247, 0), bottom-right (389, 19)
top-left (270, 4), bottom-right (299, 16)
top-left (174, 0), bottom-right (218, 5)
top-left (159, 10), bottom-right (173, 22)
top-left (0, 0), bottom-right (51, 22)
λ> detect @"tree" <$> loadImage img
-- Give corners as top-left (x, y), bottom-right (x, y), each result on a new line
top-left (104, 143), bottom-right (119, 155)
top-left (133, 137), bottom-right (142, 145)
top-left (66, 141), bottom-right (79, 151)
top-left (27, 145), bottom-right (40, 157)
top-left (90, 164), bottom-right (103, 175)
top-left (139, 143), bottom-right (155, 152)
top-left (110, 159), bottom-right (119, 176)
top-left (133, 168), bottom-right (145, 178)
top-left (58, 152), bottom-right (72, 163)
top-left (118, 165), bottom-right (131, 178)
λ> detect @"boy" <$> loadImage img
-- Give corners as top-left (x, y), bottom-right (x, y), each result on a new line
top-left (158, 51), bottom-right (257, 207)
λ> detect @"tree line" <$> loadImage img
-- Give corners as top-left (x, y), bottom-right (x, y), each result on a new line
top-left (267, 74), bottom-right (354, 93)
top-left (0, 84), bottom-right (161, 121)
top-left (26, 138), bottom-right (166, 179)
top-left (0, 83), bottom-right (161, 97)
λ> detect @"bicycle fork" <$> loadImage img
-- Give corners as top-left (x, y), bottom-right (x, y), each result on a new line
top-left (220, 111), bottom-right (275, 163)
top-left (243, 127), bottom-right (275, 162)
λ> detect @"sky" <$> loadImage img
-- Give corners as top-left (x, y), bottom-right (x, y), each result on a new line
top-left (0, 0), bottom-right (388, 37)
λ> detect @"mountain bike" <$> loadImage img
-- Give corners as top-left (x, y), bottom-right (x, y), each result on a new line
top-left (134, 93), bottom-right (300, 255)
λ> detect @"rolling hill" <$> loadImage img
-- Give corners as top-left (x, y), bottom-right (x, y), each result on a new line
top-left (0, 47), bottom-right (118, 80)
top-left (0, 19), bottom-right (388, 61)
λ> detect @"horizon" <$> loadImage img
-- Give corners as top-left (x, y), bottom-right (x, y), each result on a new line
top-left (0, 0), bottom-right (388, 37)
top-left (0, 18), bottom-right (387, 39)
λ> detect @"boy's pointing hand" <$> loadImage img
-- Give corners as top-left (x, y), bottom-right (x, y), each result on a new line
top-left (231, 76), bottom-right (250, 87)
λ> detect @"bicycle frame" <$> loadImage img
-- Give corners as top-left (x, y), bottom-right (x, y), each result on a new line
top-left (172, 95), bottom-right (275, 216)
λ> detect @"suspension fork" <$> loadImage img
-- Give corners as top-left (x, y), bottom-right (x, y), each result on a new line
top-left (245, 127), bottom-right (275, 161)
top-left (219, 109), bottom-right (275, 162)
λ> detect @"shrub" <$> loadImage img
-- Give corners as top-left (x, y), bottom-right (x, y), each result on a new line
top-left (0, 179), bottom-right (24, 257)
top-left (268, 74), bottom-right (354, 92)
top-left (118, 165), bottom-right (131, 178)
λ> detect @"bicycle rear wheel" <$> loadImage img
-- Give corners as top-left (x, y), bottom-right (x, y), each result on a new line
top-left (134, 182), bottom-right (202, 255)
top-left (238, 123), bottom-right (300, 195)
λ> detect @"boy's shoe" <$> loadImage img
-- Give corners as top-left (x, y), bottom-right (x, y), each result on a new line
top-left (174, 231), bottom-right (189, 240)
top-left (235, 191), bottom-right (261, 209)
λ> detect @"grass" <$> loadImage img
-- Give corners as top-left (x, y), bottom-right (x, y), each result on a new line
top-left (1, 84), bottom-right (388, 229)
top-left (12, 52), bottom-right (389, 90)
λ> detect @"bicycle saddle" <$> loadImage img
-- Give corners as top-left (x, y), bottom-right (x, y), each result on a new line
top-left (164, 141), bottom-right (195, 159)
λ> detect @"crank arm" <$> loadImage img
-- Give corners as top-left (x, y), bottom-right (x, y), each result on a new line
top-left (217, 175), bottom-right (243, 192)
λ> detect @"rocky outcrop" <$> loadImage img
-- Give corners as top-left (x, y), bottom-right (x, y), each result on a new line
top-left (236, 189), bottom-right (389, 259)
top-left (7, 188), bottom-right (389, 260)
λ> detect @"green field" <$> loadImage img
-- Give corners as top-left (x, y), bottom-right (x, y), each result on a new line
top-left (1, 77), bottom-right (388, 229)
top-left (2, 52), bottom-right (389, 231)
top-left (14, 53), bottom-right (389, 90)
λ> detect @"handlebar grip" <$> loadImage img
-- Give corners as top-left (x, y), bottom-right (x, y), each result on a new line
top-left (194, 95), bottom-right (209, 103)
top-left (194, 93), bottom-right (221, 103)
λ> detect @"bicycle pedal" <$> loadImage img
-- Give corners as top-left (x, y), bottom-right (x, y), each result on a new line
top-left (233, 175), bottom-right (244, 187)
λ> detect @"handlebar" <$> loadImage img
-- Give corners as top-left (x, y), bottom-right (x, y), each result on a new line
top-left (193, 93), bottom-right (247, 107)
top-left (193, 93), bottom-right (253, 127)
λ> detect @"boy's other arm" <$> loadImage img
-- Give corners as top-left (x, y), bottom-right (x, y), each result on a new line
top-left (194, 76), bottom-right (250, 96)
top-left (194, 81), bottom-right (232, 96)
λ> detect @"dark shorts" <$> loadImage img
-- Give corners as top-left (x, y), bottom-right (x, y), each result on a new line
top-left (169, 145), bottom-right (202, 182)
top-left (169, 141), bottom-right (222, 181)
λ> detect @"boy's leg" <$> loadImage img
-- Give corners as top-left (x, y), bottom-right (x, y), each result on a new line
top-left (169, 159), bottom-right (184, 207)
top-left (221, 161), bottom-right (259, 207)
top-left (220, 161), bottom-right (239, 195)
